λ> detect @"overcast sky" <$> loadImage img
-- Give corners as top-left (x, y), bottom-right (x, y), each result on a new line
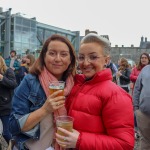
top-left (0, 0), bottom-right (150, 47)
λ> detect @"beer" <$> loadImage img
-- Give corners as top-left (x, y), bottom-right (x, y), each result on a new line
top-left (49, 88), bottom-right (64, 96)
top-left (56, 116), bottom-right (74, 147)
top-left (49, 81), bottom-right (65, 96)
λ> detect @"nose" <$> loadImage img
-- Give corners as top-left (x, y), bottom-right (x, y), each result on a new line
top-left (82, 57), bottom-right (90, 65)
top-left (54, 54), bottom-right (61, 61)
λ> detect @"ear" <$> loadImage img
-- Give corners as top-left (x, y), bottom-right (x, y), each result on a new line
top-left (105, 56), bottom-right (109, 64)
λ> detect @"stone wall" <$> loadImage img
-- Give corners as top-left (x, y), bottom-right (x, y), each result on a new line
top-left (110, 46), bottom-right (150, 65)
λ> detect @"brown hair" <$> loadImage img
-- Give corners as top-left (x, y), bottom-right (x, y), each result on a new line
top-left (26, 54), bottom-right (35, 67)
top-left (30, 34), bottom-right (76, 80)
top-left (136, 52), bottom-right (150, 70)
top-left (118, 57), bottom-right (129, 71)
top-left (0, 56), bottom-right (7, 74)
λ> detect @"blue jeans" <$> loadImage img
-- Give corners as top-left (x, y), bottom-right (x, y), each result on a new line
top-left (0, 115), bottom-right (12, 143)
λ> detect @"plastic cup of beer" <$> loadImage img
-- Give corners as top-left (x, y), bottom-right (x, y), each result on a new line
top-left (56, 116), bottom-right (74, 147)
top-left (49, 81), bottom-right (65, 96)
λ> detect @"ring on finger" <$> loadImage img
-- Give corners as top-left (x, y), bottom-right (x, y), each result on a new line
top-left (63, 137), bottom-right (67, 141)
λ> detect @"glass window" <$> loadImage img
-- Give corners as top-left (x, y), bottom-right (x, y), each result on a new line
top-left (31, 21), bottom-right (36, 28)
top-left (37, 28), bottom-right (44, 44)
top-left (14, 35), bottom-right (22, 42)
top-left (30, 44), bottom-right (37, 52)
top-left (16, 17), bottom-right (22, 25)
top-left (45, 30), bottom-right (51, 39)
top-left (15, 25), bottom-right (22, 32)
top-left (22, 19), bottom-right (30, 27)
top-left (10, 31), bottom-right (14, 41)
top-left (22, 43), bottom-right (30, 52)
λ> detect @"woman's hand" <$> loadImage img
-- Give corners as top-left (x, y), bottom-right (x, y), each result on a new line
top-left (56, 127), bottom-right (80, 149)
top-left (41, 90), bottom-right (65, 114)
top-left (116, 71), bottom-right (122, 77)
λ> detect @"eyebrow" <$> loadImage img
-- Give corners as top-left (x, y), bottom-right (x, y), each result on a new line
top-left (48, 49), bottom-right (69, 53)
top-left (79, 52), bottom-right (97, 55)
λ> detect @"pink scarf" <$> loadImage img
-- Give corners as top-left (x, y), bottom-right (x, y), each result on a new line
top-left (39, 67), bottom-right (74, 150)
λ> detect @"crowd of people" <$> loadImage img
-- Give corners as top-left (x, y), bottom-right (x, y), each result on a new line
top-left (0, 33), bottom-right (150, 150)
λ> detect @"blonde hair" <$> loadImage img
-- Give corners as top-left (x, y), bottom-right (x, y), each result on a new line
top-left (118, 57), bottom-right (129, 71)
top-left (80, 33), bottom-right (111, 56)
top-left (0, 56), bottom-right (7, 74)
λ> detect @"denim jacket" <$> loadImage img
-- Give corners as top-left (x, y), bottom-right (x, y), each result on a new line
top-left (9, 74), bottom-right (46, 150)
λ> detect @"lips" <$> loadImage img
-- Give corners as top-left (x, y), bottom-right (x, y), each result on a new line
top-left (83, 67), bottom-right (93, 72)
top-left (53, 64), bottom-right (63, 67)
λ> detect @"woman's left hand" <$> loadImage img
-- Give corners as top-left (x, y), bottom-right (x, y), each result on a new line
top-left (56, 127), bottom-right (80, 149)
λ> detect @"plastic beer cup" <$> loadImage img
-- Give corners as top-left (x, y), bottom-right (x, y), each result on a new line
top-left (49, 81), bottom-right (65, 96)
top-left (56, 116), bottom-right (74, 147)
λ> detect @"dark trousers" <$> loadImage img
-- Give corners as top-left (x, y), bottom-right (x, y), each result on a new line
top-left (0, 115), bottom-right (12, 143)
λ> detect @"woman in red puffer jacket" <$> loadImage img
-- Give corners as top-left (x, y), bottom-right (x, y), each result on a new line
top-left (56, 33), bottom-right (134, 150)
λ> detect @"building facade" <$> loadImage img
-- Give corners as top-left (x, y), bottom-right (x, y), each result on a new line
top-left (0, 8), bottom-right (80, 58)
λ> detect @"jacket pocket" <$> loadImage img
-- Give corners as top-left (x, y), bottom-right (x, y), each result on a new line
top-left (139, 96), bottom-right (150, 116)
top-left (28, 92), bottom-right (45, 112)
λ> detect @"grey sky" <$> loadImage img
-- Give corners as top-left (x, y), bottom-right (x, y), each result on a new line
top-left (0, 0), bottom-right (150, 47)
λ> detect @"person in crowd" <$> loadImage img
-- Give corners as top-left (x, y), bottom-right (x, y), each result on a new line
top-left (116, 57), bottom-right (131, 93)
top-left (17, 55), bottom-right (28, 84)
top-left (18, 54), bottom-right (36, 84)
top-left (25, 54), bottom-right (36, 72)
top-left (105, 55), bottom-right (118, 83)
top-left (5, 50), bottom-right (20, 84)
top-left (56, 33), bottom-right (134, 150)
top-left (133, 64), bottom-right (150, 150)
top-left (9, 34), bottom-right (76, 150)
top-left (0, 56), bottom-right (17, 143)
top-left (130, 52), bottom-right (150, 140)
top-left (130, 52), bottom-right (150, 94)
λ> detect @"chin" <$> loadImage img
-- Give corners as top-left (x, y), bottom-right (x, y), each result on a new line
top-left (84, 74), bottom-right (94, 78)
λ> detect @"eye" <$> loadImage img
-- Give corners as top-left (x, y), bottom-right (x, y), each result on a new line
top-left (60, 52), bottom-right (69, 57)
top-left (49, 51), bottom-right (56, 57)
top-left (89, 55), bottom-right (97, 60)
top-left (78, 56), bottom-right (84, 61)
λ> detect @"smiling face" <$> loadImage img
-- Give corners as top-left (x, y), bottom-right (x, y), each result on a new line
top-left (44, 40), bottom-right (71, 80)
top-left (78, 42), bottom-right (106, 78)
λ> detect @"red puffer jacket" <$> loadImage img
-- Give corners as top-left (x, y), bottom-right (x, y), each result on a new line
top-left (66, 69), bottom-right (134, 150)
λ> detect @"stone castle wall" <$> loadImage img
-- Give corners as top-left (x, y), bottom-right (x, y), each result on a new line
top-left (110, 47), bottom-right (150, 65)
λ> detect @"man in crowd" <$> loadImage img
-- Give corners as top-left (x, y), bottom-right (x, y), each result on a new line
top-left (5, 50), bottom-right (20, 84)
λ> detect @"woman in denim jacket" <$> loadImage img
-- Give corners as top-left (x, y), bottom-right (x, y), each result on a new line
top-left (9, 34), bottom-right (76, 150)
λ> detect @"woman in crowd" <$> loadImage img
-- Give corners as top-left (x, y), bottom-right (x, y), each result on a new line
top-left (0, 56), bottom-right (17, 143)
top-left (116, 57), bottom-right (131, 93)
top-left (56, 33), bottom-right (134, 150)
top-left (9, 34), bottom-right (76, 150)
top-left (130, 52), bottom-right (150, 94)
top-left (18, 54), bottom-right (36, 84)
top-left (25, 54), bottom-right (36, 72)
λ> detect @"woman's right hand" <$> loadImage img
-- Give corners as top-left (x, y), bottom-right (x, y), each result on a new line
top-left (41, 90), bottom-right (66, 114)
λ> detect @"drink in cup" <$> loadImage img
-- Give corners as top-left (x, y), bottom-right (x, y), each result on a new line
top-left (56, 116), bottom-right (74, 147)
top-left (49, 81), bottom-right (65, 96)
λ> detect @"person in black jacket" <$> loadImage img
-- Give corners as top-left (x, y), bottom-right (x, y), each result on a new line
top-left (0, 56), bottom-right (17, 143)
top-left (116, 57), bottom-right (131, 93)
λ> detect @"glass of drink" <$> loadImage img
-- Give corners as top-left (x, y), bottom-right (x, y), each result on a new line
top-left (49, 81), bottom-right (65, 96)
top-left (56, 116), bottom-right (74, 147)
